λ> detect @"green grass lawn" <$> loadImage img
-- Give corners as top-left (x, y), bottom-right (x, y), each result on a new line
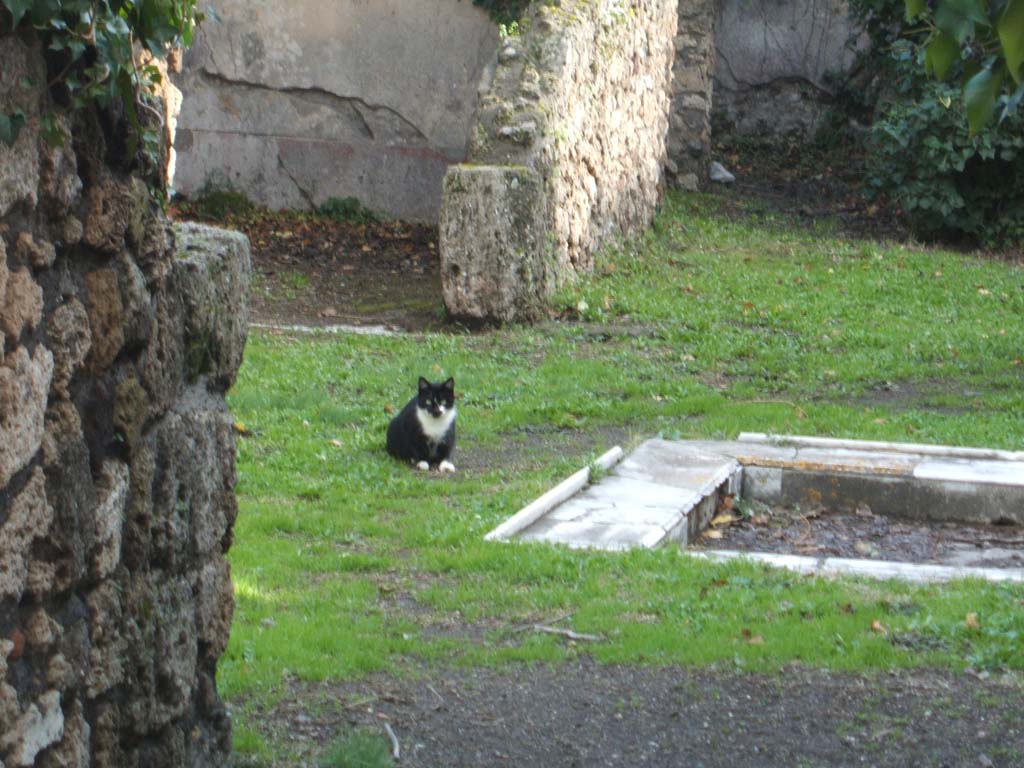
top-left (225, 192), bottom-right (1024, 759)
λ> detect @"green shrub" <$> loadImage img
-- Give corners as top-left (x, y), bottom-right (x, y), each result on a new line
top-left (1, 0), bottom-right (203, 171)
top-left (317, 196), bottom-right (379, 225)
top-left (181, 186), bottom-right (256, 221)
top-left (866, 45), bottom-right (1024, 246)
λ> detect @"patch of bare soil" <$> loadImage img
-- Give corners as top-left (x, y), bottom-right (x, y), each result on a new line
top-left (243, 661), bottom-right (1024, 767)
top-left (709, 136), bottom-right (911, 242)
top-left (693, 501), bottom-right (1024, 569)
top-left (172, 206), bottom-right (444, 331)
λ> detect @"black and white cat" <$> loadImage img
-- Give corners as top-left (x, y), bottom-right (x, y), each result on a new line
top-left (386, 376), bottom-right (456, 472)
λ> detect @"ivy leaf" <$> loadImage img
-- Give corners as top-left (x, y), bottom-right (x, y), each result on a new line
top-left (905, 0), bottom-right (927, 21)
top-left (1000, 80), bottom-right (1024, 123)
top-left (2, 0), bottom-right (33, 27)
top-left (925, 32), bottom-right (961, 80)
top-left (935, 0), bottom-right (992, 42)
top-left (0, 109), bottom-right (26, 147)
top-left (999, 0), bottom-right (1024, 84)
top-left (965, 64), bottom-right (1006, 134)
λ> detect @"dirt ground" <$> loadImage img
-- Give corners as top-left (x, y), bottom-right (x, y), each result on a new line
top-left (177, 181), bottom-right (1024, 768)
top-left (692, 501), bottom-right (1024, 569)
top-left (253, 662), bottom-right (1024, 767)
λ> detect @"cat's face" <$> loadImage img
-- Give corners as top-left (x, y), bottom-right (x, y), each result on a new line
top-left (417, 377), bottom-right (455, 419)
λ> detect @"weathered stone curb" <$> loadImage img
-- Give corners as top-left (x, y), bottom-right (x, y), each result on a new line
top-left (691, 550), bottom-right (1024, 584)
top-left (250, 322), bottom-right (400, 337)
top-left (739, 432), bottom-right (1024, 462)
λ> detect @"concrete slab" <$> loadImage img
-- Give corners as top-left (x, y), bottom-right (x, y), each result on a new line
top-left (498, 434), bottom-right (1024, 573)
top-left (790, 448), bottom-right (920, 476)
top-left (914, 458), bottom-right (1024, 486)
top-left (544, 477), bottom-right (700, 527)
top-left (614, 440), bottom-right (739, 493)
top-left (680, 440), bottom-right (798, 466)
top-left (519, 518), bottom-right (670, 551)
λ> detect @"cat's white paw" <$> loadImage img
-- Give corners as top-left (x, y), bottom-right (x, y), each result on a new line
top-left (416, 460), bottom-right (430, 471)
top-left (438, 460), bottom-right (456, 473)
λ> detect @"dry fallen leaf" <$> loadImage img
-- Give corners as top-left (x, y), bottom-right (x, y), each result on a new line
top-left (701, 529), bottom-right (724, 540)
top-left (965, 612), bottom-right (980, 629)
top-left (751, 514), bottom-right (770, 526)
top-left (855, 503), bottom-right (874, 518)
top-left (871, 619), bottom-right (888, 635)
top-left (329, 439), bottom-right (343, 448)
top-left (710, 513), bottom-right (738, 528)
top-left (384, 404), bottom-right (395, 414)
top-left (740, 628), bottom-right (764, 645)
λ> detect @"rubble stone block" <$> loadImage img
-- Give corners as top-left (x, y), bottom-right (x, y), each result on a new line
top-left (1, 268), bottom-right (44, 340)
top-left (440, 165), bottom-right (551, 323)
top-left (173, 223), bottom-right (252, 389)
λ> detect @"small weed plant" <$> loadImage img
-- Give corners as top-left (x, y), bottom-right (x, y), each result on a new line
top-left (317, 197), bottom-right (380, 225)
top-left (179, 185), bottom-right (257, 221)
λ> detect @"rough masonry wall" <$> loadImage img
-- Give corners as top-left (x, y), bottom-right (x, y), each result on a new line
top-left (1, 34), bottom-right (250, 767)
top-left (713, 0), bottom-right (865, 138)
top-left (666, 0), bottom-right (716, 190)
top-left (171, 0), bottom-right (499, 221)
top-left (441, 0), bottom-right (678, 322)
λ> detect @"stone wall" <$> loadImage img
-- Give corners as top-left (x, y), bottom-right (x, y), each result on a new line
top-left (666, 0), bottom-right (716, 190)
top-left (1, 34), bottom-right (250, 768)
top-left (170, 0), bottom-right (499, 221)
top-left (713, 0), bottom-right (865, 138)
top-left (440, 0), bottom-right (678, 323)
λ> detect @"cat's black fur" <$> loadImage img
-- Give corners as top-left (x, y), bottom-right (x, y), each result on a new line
top-left (386, 377), bottom-right (456, 467)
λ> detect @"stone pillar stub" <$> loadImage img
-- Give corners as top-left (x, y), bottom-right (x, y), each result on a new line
top-left (440, 165), bottom-right (552, 324)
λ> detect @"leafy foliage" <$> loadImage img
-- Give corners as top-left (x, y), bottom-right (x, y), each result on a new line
top-left (472, 0), bottom-right (530, 26)
top-left (866, 42), bottom-right (1024, 244)
top-left (0, 0), bottom-right (203, 167)
top-left (849, 0), bottom-right (1024, 132)
top-left (178, 185), bottom-right (257, 221)
top-left (316, 196), bottom-right (379, 225)
top-left (906, 0), bottom-right (1024, 132)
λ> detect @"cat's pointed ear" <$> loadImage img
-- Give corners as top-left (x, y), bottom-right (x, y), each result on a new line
top-left (418, 376), bottom-right (430, 391)
top-left (442, 377), bottom-right (454, 391)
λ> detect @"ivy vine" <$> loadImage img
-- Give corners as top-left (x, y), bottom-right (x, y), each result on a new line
top-left (472, 0), bottom-right (529, 27)
top-left (1, 0), bottom-right (203, 163)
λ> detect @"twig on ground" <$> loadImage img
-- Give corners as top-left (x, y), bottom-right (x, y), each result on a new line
top-left (383, 722), bottom-right (400, 761)
top-left (426, 684), bottom-right (445, 708)
top-left (343, 696), bottom-right (377, 710)
top-left (511, 612), bottom-right (575, 634)
top-left (529, 625), bottom-right (604, 642)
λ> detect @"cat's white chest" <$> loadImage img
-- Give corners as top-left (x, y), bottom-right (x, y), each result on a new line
top-left (416, 406), bottom-right (456, 443)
